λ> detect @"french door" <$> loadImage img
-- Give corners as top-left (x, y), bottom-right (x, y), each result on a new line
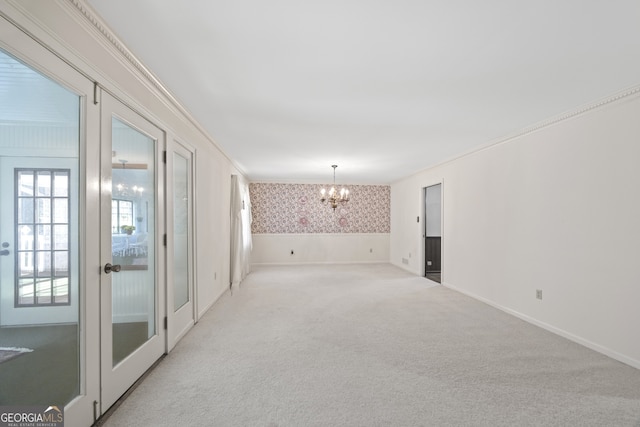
top-left (1, 12), bottom-right (171, 426)
top-left (99, 92), bottom-right (165, 411)
top-left (0, 16), bottom-right (100, 426)
top-left (166, 141), bottom-right (195, 351)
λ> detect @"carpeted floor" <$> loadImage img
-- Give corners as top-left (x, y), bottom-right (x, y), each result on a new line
top-left (102, 264), bottom-right (640, 427)
top-left (0, 325), bottom-right (78, 406)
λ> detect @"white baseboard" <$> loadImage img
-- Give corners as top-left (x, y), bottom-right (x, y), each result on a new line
top-left (198, 286), bottom-right (230, 321)
top-left (251, 261), bottom-right (388, 267)
top-left (442, 281), bottom-right (640, 371)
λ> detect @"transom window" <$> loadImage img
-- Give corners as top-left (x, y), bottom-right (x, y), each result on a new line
top-left (16, 169), bottom-right (71, 306)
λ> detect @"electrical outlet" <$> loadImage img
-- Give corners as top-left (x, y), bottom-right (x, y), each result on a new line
top-left (536, 289), bottom-right (542, 300)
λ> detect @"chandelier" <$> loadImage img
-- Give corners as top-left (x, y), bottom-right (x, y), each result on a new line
top-left (320, 165), bottom-right (350, 210)
top-left (114, 160), bottom-right (145, 197)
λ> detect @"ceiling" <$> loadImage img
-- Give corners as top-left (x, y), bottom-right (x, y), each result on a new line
top-left (86, 0), bottom-right (640, 184)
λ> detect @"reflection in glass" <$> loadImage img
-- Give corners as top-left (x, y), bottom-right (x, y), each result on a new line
top-left (173, 153), bottom-right (189, 311)
top-left (53, 172), bottom-right (68, 197)
top-left (0, 48), bottom-right (80, 406)
top-left (37, 171), bottom-right (51, 196)
top-left (111, 117), bottom-right (156, 366)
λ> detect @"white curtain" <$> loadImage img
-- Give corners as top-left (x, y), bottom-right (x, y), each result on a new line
top-left (230, 175), bottom-right (252, 285)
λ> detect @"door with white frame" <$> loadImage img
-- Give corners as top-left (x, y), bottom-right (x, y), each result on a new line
top-left (0, 17), bottom-right (100, 427)
top-left (424, 183), bottom-right (442, 283)
top-left (99, 92), bottom-right (165, 412)
top-left (166, 140), bottom-right (195, 351)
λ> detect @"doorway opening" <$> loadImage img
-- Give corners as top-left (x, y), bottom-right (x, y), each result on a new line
top-left (424, 183), bottom-right (442, 283)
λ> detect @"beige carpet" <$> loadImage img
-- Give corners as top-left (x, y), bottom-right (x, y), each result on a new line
top-left (103, 264), bottom-right (640, 426)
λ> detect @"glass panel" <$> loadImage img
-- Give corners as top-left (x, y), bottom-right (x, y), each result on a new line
top-left (36, 278), bottom-right (53, 304)
top-left (0, 48), bottom-right (80, 406)
top-left (36, 251), bottom-right (52, 277)
top-left (18, 278), bottom-right (35, 305)
top-left (53, 171), bottom-right (69, 197)
top-left (36, 198), bottom-right (51, 223)
top-left (17, 252), bottom-right (34, 277)
top-left (17, 171), bottom-right (34, 196)
top-left (174, 153), bottom-right (189, 311)
top-left (53, 198), bottom-right (68, 223)
top-left (112, 199), bottom-right (134, 234)
top-left (54, 278), bottom-right (70, 304)
top-left (37, 224), bottom-right (52, 250)
top-left (36, 171), bottom-right (51, 197)
top-left (18, 198), bottom-right (34, 224)
top-left (112, 200), bottom-right (119, 232)
top-left (54, 251), bottom-right (69, 276)
top-left (17, 225), bottom-right (34, 251)
top-left (53, 224), bottom-right (69, 250)
top-left (111, 117), bottom-right (156, 366)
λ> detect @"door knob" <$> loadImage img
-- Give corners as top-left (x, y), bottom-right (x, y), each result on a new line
top-left (104, 263), bottom-right (122, 274)
top-left (0, 249), bottom-right (9, 256)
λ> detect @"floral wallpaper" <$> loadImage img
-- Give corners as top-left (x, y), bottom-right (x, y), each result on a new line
top-left (250, 183), bottom-right (390, 234)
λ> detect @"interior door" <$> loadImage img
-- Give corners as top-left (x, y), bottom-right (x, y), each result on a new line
top-left (424, 183), bottom-right (442, 283)
top-left (166, 140), bottom-right (195, 351)
top-left (0, 18), bottom-right (100, 427)
top-left (99, 92), bottom-right (165, 412)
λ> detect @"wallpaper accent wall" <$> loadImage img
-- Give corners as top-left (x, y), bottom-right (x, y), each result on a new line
top-left (250, 183), bottom-right (390, 234)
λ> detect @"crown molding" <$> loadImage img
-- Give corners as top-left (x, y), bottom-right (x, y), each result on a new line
top-left (394, 83), bottom-right (640, 184)
top-left (64, 0), bottom-right (245, 175)
top-left (67, 0), bottom-right (166, 99)
top-left (509, 85), bottom-right (640, 139)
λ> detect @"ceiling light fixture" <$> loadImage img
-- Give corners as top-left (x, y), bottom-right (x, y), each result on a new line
top-left (320, 165), bottom-right (349, 211)
top-left (114, 160), bottom-right (144, 197)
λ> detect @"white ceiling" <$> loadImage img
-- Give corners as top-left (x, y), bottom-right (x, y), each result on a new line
top-left (86, 0), bottom-right (640, 184)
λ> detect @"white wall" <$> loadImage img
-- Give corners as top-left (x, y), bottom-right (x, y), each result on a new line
top-left (391, 89), bottom-right (640, 369)
top-left (252, 234), bottom-right (390, 265)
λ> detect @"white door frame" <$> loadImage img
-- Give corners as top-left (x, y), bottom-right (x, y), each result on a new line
top-left (166, 138), bottom-right (196, 351)
top-left (421, 180), bottom-right (444, 281)
top-left (0, 14), bottom-right (101, 426)
top-left (99, 91), bottom-right (166, 412)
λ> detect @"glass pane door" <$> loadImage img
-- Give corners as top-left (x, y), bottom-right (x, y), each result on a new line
top-left (100, 92), bottom-right (165, 413)
top-left (110, 117), bottom-right (156, 366)
top-left (0, 48), bottom-right (80, 407)
top-left (173, 152), bottom-right (189, 311)
top-left (166, 141), bottom-right (194, 351)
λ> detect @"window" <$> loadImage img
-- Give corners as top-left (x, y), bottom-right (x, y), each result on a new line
top-left (112, 199), bottom-right (133, 233)
top-left (16, 169), bottom-right (71, 306)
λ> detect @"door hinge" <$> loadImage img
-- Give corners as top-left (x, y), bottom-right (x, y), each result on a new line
top-left (93, 82), bottom-right (99, 105)
top-left (163, 234), bottom-right (167, 246)
top-left (163, 150), bottom-right (167, 163)
top-left (164, 316), bottom-right (168, 330)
